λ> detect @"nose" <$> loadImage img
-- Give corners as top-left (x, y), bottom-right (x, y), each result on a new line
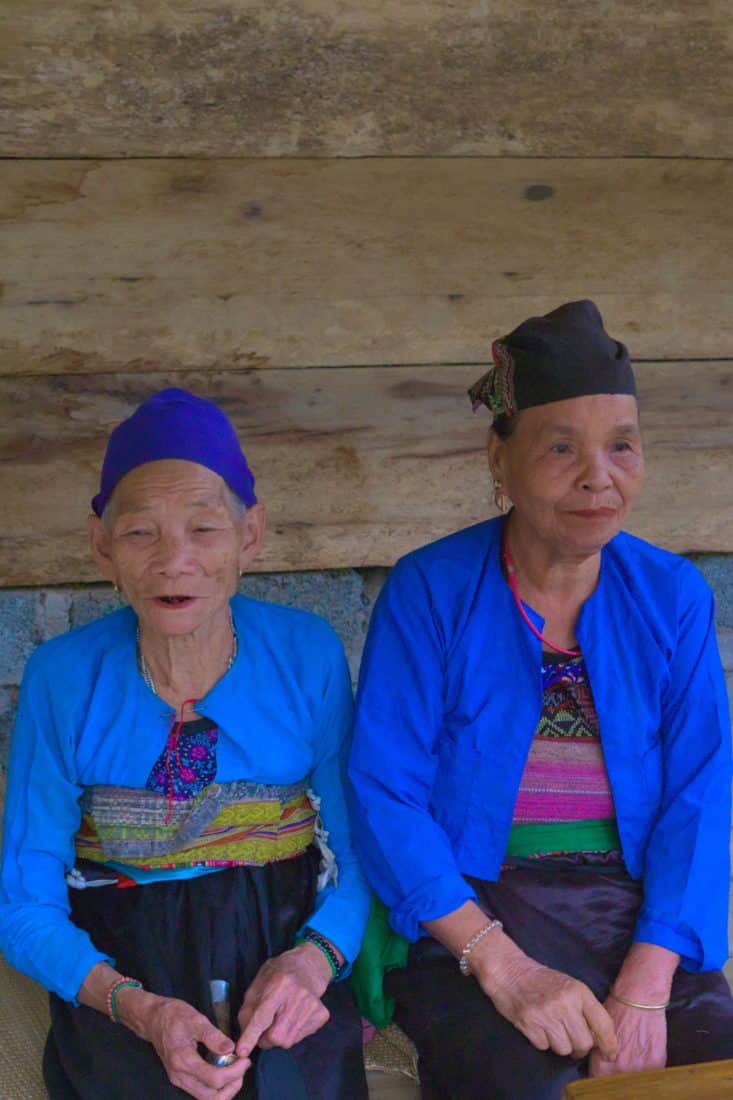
top-left (577, 450), bottom-right (613, 494)
top-left (152, 532), bottom-right (193, 575)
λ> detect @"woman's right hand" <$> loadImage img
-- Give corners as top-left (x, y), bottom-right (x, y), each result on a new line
top-left (119, 988), bottom-right (250, 1100)
top-left (473, 946), bottom-right (618, 1062)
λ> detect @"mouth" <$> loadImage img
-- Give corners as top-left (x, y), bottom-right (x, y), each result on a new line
top-left (152, 595), bottom-right (198, 608)
top-left (567, 508), bottom-right (617, 519)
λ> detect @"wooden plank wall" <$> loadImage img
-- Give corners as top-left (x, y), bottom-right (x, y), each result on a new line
top-left (1, 1), bottom-right (732, 585)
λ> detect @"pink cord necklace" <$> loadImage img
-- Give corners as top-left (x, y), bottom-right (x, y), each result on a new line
top-left (503, 537), bottom-right (581, 658)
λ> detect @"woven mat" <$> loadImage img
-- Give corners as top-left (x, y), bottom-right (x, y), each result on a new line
top-left (0, 771), bottom-right (48, 1098)
top-left (0, 954), bottom-right (49, 1100)
top-left (364, 1024), bottom-right (419, 1081)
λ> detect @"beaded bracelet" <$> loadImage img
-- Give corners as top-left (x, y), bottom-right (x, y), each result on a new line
top-left (106, 977), bottom-right (143, 1023)
top-left (297, 928), bottom-right (345, 981)
top-left (459, 920), bottom-right (503, 976)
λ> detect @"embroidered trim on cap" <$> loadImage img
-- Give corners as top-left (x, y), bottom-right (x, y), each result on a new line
top-left (490, 340), bottom-right (517, 417)
top-left (468, 341), bottom-right (517, 418)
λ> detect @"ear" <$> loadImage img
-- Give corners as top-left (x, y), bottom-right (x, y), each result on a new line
top-left (238, 503), bottom-right (266, 574)
top-left (87, 514), bottom-right (118, 584)
top-left (486, 430), bottom-right (505, 483)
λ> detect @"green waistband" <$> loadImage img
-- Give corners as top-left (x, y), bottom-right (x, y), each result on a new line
top-left (505, 818), bottom-right (621, 859)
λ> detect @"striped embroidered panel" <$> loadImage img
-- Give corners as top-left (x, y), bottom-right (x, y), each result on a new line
top-left (507, 654), bottom-right (621, 861)
top-left (76, 779), bottom-right (316, 870)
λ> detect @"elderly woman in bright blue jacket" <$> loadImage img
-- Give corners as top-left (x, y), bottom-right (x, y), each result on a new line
top-left (349, 301), bottom-right (733, 1100)
top-left (0, 389), bottom-right (370, 1100)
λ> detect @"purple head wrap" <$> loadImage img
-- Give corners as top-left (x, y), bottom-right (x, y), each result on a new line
top-left (91, 388), bottom-right (257, 517)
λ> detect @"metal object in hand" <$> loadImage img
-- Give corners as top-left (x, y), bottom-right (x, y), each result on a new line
top-left (205, 979), bottom-right (238, 1066)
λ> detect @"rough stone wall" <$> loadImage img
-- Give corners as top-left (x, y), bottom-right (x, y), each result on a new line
top-left (1, 557), bottom-right (731, 768)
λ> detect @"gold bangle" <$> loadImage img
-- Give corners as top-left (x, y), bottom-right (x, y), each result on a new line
top-left (609, 990), bottom-right (670, 1011)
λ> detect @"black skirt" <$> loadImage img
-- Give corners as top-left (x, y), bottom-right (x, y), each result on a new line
top-left (44, 849), bottom-right (367, 1100)
top-left (387, 864), bottom-right (733, 1100)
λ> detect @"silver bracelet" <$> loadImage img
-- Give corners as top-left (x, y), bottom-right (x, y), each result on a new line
top-left (459, 919), bottom-right (503, 976)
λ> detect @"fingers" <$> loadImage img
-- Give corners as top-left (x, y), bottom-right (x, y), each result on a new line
top-left (547, 1014), bottom-right (597, 1060)
top-left (581, 989), bottom-right (618, 1061)
top-left (158, 1006), bottom-right (248, 1098)
top-left (167, 1039), bottom-right (248, 1100)
top-left (172, 1046), bottom-right (249, 1091)
top-left (521, 1023), bottom-right (550, 1052)
top-left (542, 1020), bottom-right (576, 1059)
top-left (192, 1018), bottom-right (236, 1058)
top-left (510, 975), bottom-right (611, 1061)
top-left (588, 1049), bottom-right (608, 1078)
top-left (236, 993), bottom-right (279, 1058)
top-left (236, 968), bottom-right (331, 1058)
top-left (169, 1070), bottom-right (247, 1100)
top-left (567, 1016), bottom-right (596, 1060)
top-left (259, 1000), bottom-right (330, 1049)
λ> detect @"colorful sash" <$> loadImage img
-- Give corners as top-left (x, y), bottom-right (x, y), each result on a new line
top-left (76, 779), bottom-right (316, 870)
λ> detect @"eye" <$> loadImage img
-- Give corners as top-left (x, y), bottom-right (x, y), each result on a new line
top-left (612, 440), bottom-right (633, 453)
top-left (550, 442), bottom-right (572, 455)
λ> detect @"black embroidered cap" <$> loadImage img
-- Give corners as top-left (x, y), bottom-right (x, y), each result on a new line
top-left (468, 300), bottom-right (636, 419)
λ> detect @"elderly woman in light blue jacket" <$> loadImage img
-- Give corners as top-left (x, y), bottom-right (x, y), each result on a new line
top-left (1, 389), bottom-right (370, 1100)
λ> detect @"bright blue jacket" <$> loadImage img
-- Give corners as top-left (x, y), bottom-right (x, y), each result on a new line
top-left (0, 596), bottom-right (370, 1002)
top-left (349, 517), bottom-right (731, 970)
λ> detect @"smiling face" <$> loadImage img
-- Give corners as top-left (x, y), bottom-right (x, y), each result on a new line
top-left (487, 394), bottom-right (644, 558)
top-left (88, 460), bottom-right (265, 639)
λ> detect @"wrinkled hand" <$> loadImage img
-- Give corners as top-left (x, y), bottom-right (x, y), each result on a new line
top-left (589, 997), bottom-right (667, 1076)
top-left (478, 953), bottom-right (618, 1061)
top-left (142, 995), bottom-right (249, 1100)
top-left (236, 943), bottom-right (332, 1058)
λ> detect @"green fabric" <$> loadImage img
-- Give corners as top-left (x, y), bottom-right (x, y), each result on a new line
top-left (506, 817), bottom-right (621, 858)
top-left (350, 896), bottom-right (409, 1028)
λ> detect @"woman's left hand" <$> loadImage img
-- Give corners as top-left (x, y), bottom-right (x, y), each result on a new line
top-left (589, 997), bottom-right (667, 1077)
top-left (590, 941), bottom-right (676, 1076)
top-left (235, 943), bottom-right (332, 1058)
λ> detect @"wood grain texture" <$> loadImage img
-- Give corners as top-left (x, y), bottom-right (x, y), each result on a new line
top-left (2, 158), bottom-right (732, 377)
top-left (563, 1058), bottom-right (733, 1098)
top-left (1, 1), bottom-right (731, 157)
top-left (1, 361), bottom-right (731, 586)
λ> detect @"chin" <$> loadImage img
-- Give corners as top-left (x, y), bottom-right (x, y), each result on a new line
top-left (138, 601), bottom-right (213, 637)
top-left (563, 518), bottom-right (623, 554)
top-left (147, 615), bottom-right (205, 637)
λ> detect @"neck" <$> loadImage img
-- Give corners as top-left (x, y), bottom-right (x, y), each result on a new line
top-left (138, 607), bottom-right (235, 711)
top-left (505, 511), bottom-right (601, 606)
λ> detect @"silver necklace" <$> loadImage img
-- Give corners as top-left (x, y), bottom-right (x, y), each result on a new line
top-left (137, 610), bottom-right (238, 699)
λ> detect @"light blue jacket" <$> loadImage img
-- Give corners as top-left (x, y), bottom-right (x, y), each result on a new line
top-left (349, 517), bottom-right (732, 970)
top-left (0, 596), bottom-right (370, 1002)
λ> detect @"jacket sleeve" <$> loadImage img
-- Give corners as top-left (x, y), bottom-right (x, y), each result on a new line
top-left (634, 571), bottom-right (732, 970)
top-left (348, 559), bottom-right (476, 942)
top-left (0, 652), bottom-right (113, 1001)
top-left (302, 633), bottom-right (371, 970)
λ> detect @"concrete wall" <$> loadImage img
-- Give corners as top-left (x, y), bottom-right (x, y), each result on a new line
top-left (1, 556), bottom-right (732, 768)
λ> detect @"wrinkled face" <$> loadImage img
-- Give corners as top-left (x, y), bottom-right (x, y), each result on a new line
top-left (488, 394), bottom-right (644, 556)
top-left (88, 460), bottom-right (264, 638)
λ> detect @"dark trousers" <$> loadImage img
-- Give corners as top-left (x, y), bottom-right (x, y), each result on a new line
top-left (44, 856), bottom-right (367, 1100)
top-left (386, 867), bottom-right (733, 1100)
top-left (44, 981), bottom-right (363, 1100)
